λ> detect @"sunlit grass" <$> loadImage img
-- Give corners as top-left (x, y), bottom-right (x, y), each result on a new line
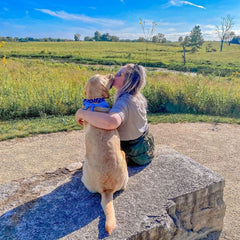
top-left (1, 41), bottom-right (240, 75)
top-left (144, 71), bottom-right (240, 117)
top-left (147, 113), bottom-right (240, 124)
top-left (1, 113), bottom-right (239, 141)
top-left (1, 58), bottom-right (240, 121)
top-left (0, 59), bottom-right (116, 120)
top-left (0, 115), bottom-right (82, 141)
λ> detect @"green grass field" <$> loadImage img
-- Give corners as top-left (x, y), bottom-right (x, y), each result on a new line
top-left (1, 41), bottom-right (240, 76)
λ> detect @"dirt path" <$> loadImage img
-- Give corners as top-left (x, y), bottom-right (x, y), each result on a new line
top-left (0, 123), bottom-right (239, 239)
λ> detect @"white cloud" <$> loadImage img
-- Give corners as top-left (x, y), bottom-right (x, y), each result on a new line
top-left (202, 24), bottom-right (216, 30)
top-left (166, 28), bottom-right (177, 32)
top-left (202, 30), bottom-right (217, 40)
top-left (168, 0), bottom-right (206, 9)
top-left (35, 9), bottom-right (124, 27)
top-left (165, 31), bottom-right (189, 41)
top-left (163, 28), bottom-right (219, 41)
top-left (157, 21), bottom-right (184, 27)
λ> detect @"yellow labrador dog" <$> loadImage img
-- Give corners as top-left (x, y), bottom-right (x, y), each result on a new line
top-left (78, 74), bottom-right (128, 235)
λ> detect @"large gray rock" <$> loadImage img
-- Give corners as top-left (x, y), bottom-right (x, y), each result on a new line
top-left (0, 145), bottom-right (225, 240)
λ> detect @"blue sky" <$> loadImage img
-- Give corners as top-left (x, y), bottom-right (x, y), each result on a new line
top-left (1, 0), bottom-right (239, 41)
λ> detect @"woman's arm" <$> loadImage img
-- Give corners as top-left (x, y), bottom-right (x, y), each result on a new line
top-left (75, 109), bottom-right (122, 130)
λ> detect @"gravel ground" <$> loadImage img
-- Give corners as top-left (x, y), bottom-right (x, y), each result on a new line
top-left (0, 122), bottom-right (239, 239)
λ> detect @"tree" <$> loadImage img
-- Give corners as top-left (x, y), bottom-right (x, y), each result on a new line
top-left (94, 31), bottom-right (101, 41)
top-left (161, 37), bottom-right (167, 43)
top-left (152, 33), bottom-right (167, 43)
top-left (84, 36), bottom-right (93, 41)
top-left (216, 15), bottom-right (234, 52)
top-left (111, 36), bottom-right (120, 42)
top-left (137, 37), bottom-right (145, 42)
top-left (225, 31), bottom-right (235, 45)
top-left (180, 26), bottom-right (204, 65)
top-left (84, 32), bottom-right (119, 42)
top-left (181, 36), bottom-right (190, 65)
top-left (188, 25), bottom-right (204, 52)
top-left (152, 35), bottom-right (158, 43)
top-left (100, 33), bottom-right (111, 41)
top-left (178, 36), bottom-right (183, 42)
top-left (74, 33), bottom-right (81, 41)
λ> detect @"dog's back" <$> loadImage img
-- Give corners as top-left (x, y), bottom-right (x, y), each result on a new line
top-left (82, 125), bottom-right (127, 193)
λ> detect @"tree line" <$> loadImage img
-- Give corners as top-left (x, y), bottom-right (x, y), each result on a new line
top-left (1, 33), bottom-right (239, 44)
top-left (0, 37), bottom-right (71, 42)
top-left (81, 31), bottom-right (169, 42)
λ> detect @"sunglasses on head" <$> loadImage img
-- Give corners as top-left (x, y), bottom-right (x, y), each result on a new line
top-left (116, 70), bottom-right (124, 77)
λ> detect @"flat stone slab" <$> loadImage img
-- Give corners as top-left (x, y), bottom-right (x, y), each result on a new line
top-left (0, 145), bottom-right (225, 240)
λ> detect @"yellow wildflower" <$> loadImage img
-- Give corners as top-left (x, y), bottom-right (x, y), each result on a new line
top-left (2, 56), bottom-right (6, 65)
top-left (0, 41), bottom-right (5, 47)
top-left (139, 22), bottom-right (142, 24)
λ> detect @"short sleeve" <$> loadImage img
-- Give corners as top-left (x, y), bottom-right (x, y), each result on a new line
top-left (109, 94), bottom-right (129, 123)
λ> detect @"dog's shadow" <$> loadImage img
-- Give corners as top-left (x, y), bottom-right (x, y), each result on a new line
top-left (0, 165), bottom-right (147, 240)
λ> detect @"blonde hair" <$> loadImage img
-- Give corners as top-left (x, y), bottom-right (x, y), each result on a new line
top-left (116, 64), bottom-right (147, 109)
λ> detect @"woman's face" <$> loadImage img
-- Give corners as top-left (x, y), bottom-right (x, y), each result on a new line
top-left (113, 67), bottom-right (127, 90)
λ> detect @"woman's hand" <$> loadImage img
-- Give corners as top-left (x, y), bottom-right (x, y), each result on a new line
top-left (75, 109), bottom-right (84, 125)
top-left (75, 108), bottom-right (122, 129)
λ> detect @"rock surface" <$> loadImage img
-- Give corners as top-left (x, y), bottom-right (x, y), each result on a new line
top-left (0, 145), bottom-right (225, 240)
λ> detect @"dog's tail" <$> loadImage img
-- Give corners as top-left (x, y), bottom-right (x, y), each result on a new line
top-left (101, 190), bottom-right (116, 235)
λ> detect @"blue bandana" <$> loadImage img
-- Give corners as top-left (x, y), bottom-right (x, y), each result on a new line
top-left (83, 98), bottom-right (109, 111)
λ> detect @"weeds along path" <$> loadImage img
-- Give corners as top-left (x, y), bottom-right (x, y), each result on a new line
top-left (0, 122), bottom-right (239, 240)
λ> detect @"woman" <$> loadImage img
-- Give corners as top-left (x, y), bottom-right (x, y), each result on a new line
top-left (76, 64), bottom-right (154, 165)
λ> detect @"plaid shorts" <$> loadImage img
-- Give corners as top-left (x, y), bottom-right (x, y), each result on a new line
top-left (120, 129), bottom-right (155, 166)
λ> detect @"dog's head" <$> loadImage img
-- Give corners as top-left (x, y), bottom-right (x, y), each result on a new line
top-left (85, 74), bottom-right (114, 99)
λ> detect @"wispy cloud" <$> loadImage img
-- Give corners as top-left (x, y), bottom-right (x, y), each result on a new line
top-left (88, 7), bottom-right (97, 10)
top-left (167, 0), bottom-right (206, 9)
top-left (202, 24), bottom-right (216, 30)
top-left (157, 20), bottom-right (185, 27)
top-left (35, 9), bottom-right (124, 27)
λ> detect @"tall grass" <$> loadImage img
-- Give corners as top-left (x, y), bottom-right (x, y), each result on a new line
top-left (1, 58), bottom-right (240, 120)
top-left (144, 72), bottom-right (240, 117)
top-left (0, 59), bottom-right (116, 120)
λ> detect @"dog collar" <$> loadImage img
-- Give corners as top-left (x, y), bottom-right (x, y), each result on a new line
top-left (83, 98), bottom-right (109, 111)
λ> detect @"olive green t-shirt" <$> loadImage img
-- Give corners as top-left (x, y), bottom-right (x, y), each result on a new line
top-left (109, 93), bottom-right (148, 141)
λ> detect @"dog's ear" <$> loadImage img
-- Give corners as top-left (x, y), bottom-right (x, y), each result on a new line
top-left (101, 84), bottom-right (110, 98)
top-left (106, 74), bottom-right (114, 80)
